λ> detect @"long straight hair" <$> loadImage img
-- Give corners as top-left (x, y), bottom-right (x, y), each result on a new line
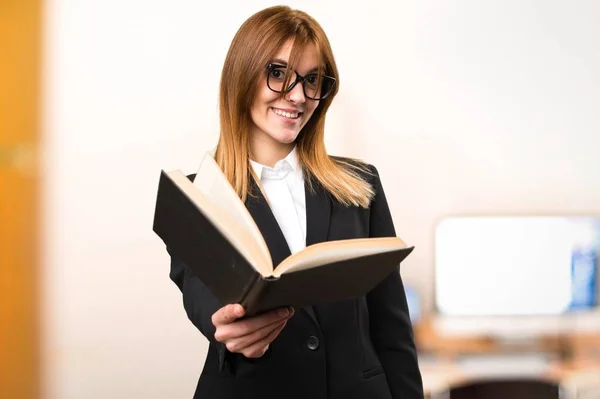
top-left (215, 6), bottom-right (374, 208)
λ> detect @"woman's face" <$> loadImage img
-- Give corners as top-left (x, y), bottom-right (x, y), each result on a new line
top-left (250, 40), bottom-right (321, 149)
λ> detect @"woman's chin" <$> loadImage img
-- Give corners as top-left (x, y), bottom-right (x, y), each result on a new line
top-left (273, 131), bottom-right (299, 145)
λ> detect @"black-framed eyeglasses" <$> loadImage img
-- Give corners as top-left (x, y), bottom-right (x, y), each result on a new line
top-left (266, 63), bottom-right (336, 100)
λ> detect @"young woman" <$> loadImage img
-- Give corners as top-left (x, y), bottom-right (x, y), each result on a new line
top-left (168, 6), bottom-right (423, 399)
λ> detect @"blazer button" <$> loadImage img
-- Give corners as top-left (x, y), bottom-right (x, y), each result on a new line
top-left (306, 335), bottom-right (320, 351)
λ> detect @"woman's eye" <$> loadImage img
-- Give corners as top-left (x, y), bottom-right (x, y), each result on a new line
top-left (270, 68), bottom-right (286, 80)
top-left (306, 74), bottom-right (319, 86)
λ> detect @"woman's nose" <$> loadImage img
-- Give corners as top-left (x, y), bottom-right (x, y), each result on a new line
top-left (286, 80), bottom-right (306, 104)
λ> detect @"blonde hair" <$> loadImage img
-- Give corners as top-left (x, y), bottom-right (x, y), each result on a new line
top-left (215, 6), bottom-right (374, 208)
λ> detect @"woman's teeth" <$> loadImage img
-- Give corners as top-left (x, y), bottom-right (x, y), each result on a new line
top-left (272, 108), bottom-right (300, 119)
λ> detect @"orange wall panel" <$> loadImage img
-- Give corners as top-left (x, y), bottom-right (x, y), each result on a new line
top-left (0, 0), bottom-right (42, 398)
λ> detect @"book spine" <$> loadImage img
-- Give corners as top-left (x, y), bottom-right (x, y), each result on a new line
top-left (240, 276), bottom-right (276, 316)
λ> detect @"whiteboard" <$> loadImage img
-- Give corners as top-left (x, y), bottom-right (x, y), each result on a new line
top-left (434, 216), bottom-right (599, 316)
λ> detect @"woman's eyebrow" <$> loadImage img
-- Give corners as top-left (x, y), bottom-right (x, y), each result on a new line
top-left (270, 58), bottom-right (288, 66)
top-left (270, 59), bottom-right (323, 74)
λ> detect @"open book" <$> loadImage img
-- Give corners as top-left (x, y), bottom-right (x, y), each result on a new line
top-left (153, 152), bottom-right (414, 316)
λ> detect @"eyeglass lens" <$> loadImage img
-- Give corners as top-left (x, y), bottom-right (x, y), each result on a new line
top-left (267, 65), bottom-right (334, 100)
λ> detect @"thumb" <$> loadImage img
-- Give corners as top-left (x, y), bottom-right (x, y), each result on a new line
top-left (212, 304), bottom-right (245, 326)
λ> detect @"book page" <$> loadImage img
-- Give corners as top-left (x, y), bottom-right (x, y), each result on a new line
top-left (166, 169), bottom-right (273, 277)
top-left (273, 237), bottom-right (407, 277)
top-left (191, 152), bottom-right (273, 272)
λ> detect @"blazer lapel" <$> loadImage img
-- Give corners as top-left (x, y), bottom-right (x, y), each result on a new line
top-left (245, 179), bottom-right (292, 267)
top-left (245, 176), bottom-right (331, 329)
top-left (302, 177), bottom-right (332, 327)
top-left (305, 178), bottom-right (331, 247)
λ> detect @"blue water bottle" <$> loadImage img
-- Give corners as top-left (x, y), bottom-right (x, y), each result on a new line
top-left (569, 219), bottom-right (599, 311)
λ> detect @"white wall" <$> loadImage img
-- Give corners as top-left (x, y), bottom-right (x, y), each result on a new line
top-left (41, 0), bottom-right (600, 398)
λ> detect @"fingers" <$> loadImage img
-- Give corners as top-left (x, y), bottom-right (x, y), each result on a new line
top-left (224, 317), bottom-right (287, 354)
top-left (240, 320), bottom-right (288, 359)
top-left (212, 306), bottom-right (295, 359)
top-left (214, 307), bottom-right (293, 343)
top-left (211, 304), bottom-right (245, 327)
top-left (236, 307), bottom-right (292, 334)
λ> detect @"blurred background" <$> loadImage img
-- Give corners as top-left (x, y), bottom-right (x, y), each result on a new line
top-left (1, 0), bottom-right (599, 398)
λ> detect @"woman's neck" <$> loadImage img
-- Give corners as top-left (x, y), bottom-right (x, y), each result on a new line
top-left (250, 137), bottom-right (295, 167)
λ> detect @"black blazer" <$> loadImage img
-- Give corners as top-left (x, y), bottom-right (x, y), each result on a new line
top-left (168, 161), bottom-right (424, 399)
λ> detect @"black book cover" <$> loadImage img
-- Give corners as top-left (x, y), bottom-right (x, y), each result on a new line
top-left (153, 171), bottom-right (414, 316)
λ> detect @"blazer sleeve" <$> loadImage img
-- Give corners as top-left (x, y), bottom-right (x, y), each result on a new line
top-left (165, 173), bottom-right (232, 372)
top-left (365, 165), bottom-right (424, 399)
top-left (168, 248), bottom-right (231, 372)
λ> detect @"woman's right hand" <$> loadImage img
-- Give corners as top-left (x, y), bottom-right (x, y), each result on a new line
top-left (212, 304), bottom-right (294, 359)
